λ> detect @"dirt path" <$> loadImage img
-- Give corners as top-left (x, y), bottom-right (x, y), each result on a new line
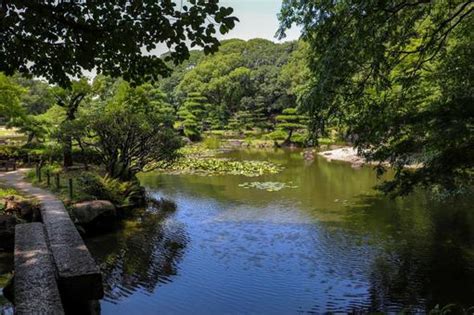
top-left (0, 169), bottom-right (59, 204)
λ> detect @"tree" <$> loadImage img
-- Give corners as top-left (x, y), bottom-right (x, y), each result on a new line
top-left (53, 78), bottom-right (92, 167)
top-left (226, 110), bottom-right (254, 134)
top-left (178, 92), bottom-right (208, 141)
top-left (279, 1), bottom-right (474, 195)
top-left (0, 73), bottom-right (25, 123)
top-left (275, 108), bottom-right (307, 144)
top-left (87, 82), bottom-right (182, 181)
top-left (0, 1), bottom-right (238, 87)
top-left (8, 75), bottom-right (56, 143)
top-left (175, 39), bottom-right (299, 129)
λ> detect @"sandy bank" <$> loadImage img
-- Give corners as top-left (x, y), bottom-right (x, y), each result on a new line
top-left (318, 147), bottom-right (366, 167)
top-left (319, 147), bottom-right (422, 169)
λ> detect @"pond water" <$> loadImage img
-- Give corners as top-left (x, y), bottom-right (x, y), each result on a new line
top-left (85, 149), bottom-right (474, 314)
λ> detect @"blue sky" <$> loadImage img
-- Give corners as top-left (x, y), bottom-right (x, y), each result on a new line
top-left (217, 0), bottom-right (301, 42)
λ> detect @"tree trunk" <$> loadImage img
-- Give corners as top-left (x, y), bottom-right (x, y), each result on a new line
top-left (26, 132), bottom-right (35, 145)
top-left (63, 135), bottom-right (73, 167)
top-left (283, 129), bottom-right (293, 146)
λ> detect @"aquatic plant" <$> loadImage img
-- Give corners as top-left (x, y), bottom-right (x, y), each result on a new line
top-left (238, 181), bottom-right (298, 192)
top-left (156, 157), bottom-right (282, 177)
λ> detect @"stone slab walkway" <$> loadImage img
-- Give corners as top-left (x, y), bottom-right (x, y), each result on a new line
top-left (0, 169), bottom-right (103, 301)
top-left (15, 222), bottom-right (64, 314)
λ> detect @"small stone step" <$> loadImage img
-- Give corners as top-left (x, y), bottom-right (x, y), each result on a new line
top-left (14, 223), bottom-right (64, 315)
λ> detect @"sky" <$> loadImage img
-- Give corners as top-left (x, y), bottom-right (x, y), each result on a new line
top-left (217, 0), bottom-right (301, 42)
top-left (149, 0), bottom-right (300, 57)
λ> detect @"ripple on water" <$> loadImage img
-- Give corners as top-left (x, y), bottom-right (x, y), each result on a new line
top-left (91, 161), bottom-right (474, 314)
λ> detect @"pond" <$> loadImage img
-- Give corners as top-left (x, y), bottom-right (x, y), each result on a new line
top-left (85, 149), bottom-right (474, 314)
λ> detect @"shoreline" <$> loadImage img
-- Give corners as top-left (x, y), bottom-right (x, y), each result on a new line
top-left (318, 147), bottom-right (366, 167)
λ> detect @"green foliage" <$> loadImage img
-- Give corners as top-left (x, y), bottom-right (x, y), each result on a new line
top-left (0, 145), bottom-right (25, 160)
top-left (202, 137), bottom-right (222, 150)
top-left (78, 173), bottom-right (143, 206)
top-left (86, 81), bottom-right (183, 180)
top-left (0, 2), bottom-right (238, 86)
top-left (157, 157), bottom-right (282, 177)
top-left (266, 129), bottom-right (288, 141)
top-left (279, 1), bottom-right (474, 195)
top-left (0, 186), bottom-right (22, 199)
top-left (238, 181), bottom-right (298, 192)
top-left (0, 73), bottom-right (25, 122)
top-left (226, 110), bottom-right (254, 133)
top-left (275, 107), bottom-right (308, 143)
top-left (12, 75), bottom-right (55, 115)
top-left (0, 185), bottom-right (24, 213)
top-left (178, 92), bottom-right (209, 141)
top-left (174, 39), bottom-right (304, 132)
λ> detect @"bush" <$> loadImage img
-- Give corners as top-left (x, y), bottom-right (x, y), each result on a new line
top-left (77, 173), bottom-right (145, 206)
top-left (72, 147), bottom-right (102, 165)
top-left (265, 129), bottom-right (287, 141)
top-left (291, 133), bottom-right (308, 146)
top-left (202, 136), bottom-right (221, 150)
top-left (77, 173), bottom-right (110, 201)
top-left (0, 145), bottom-right (26, 160)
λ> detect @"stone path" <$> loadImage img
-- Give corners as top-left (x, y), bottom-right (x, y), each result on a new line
top-left (15, 222), bottom-right (64, 314)
top-left (0, 169), bottom-right (103, 301)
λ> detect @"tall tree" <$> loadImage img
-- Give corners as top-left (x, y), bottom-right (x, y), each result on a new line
top-left (178, 92), bottom-right (208, 141)
top-left (279, 1), bottom-right (473, 195)
top-left (0, 0), bottom-right (238, 87)
top-left (53, 78), bottom-right (92, 167)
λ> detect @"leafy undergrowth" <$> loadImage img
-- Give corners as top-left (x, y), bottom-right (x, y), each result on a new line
top-left (0, 184), bottom-right (26, 213)
top-left (25, 165), bottom-right (142, 206)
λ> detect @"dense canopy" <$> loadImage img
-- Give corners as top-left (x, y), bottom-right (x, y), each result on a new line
top-left (279, 1), bottom-right (473, 195)
top-left (0, 0), bottom-right (238, 86)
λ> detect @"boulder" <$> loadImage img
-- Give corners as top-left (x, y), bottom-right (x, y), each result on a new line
top-left (0, 215), bottom-right (18, 250)
top-left (72, 200), bottom-right (116, 226)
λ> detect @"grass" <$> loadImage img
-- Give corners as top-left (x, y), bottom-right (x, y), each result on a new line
top-left (0, 186), bottom-right (23, 199)
top-left (0, 183), bottom-right (28, 213)
top-left (25, 166), bottom-right (99, 204)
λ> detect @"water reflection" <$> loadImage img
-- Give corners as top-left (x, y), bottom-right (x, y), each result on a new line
top-left (85, 210), bottom-right (188, 303)
top-left (88, 148), bottom-right (473, 313)
top-left (0, 253), bottom-right (13, 315)
top-left (345, 194), bottom-right (474, 312)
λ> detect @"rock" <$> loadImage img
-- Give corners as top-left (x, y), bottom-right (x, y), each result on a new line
top-left (0, 215), bottom-right (18, 250)
top-left (3, 197), bottom-right (40, 222)
top-left (182, 137), bottom-right (192, 145)
top-left (72, 200), bottom-right (116, 226)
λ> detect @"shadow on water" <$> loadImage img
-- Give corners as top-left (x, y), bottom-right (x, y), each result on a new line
top-left (0, 252), bottom-right (13, 313)
top-left (87, 148), bottom-right (473, 314)
top-left (339, 194), bottom-right (474, 312)
top-left (85, 209), bottom-right (188, 304)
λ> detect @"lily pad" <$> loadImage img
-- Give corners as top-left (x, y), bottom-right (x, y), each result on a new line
top-left (238, 181), bottom-right (298, 192)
